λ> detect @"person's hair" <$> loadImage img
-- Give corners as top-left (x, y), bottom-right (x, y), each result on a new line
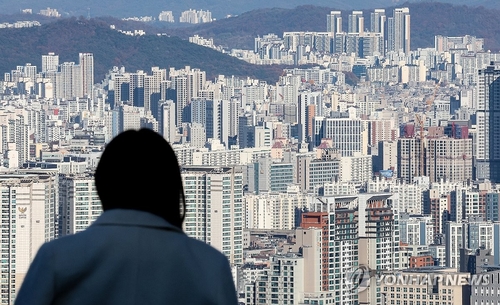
top-left (94, 129), bottom-right (185, 228)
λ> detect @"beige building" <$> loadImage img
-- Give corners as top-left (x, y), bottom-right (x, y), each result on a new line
top-left (181, 166), bottom-right (243, 265)
top-left (380, 268), bottom-right (471, 305)
top-left (293, 228), bottom-right (322, 293)
top-left (340, 152), bottom-right (373, 183)
top-left (374, 140), bottom-right (398, 173)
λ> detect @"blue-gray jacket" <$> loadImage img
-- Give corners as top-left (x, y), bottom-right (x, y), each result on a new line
top-left (15, 209), bottom-right (238, 305)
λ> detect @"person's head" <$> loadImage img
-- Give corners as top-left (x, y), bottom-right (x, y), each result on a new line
top-left (94, 128), bottom-right (185, 228)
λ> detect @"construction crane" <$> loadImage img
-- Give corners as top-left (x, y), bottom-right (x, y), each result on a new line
top-left (414, 79), bottom-right (441, 178)
top-left (425, 79), bottom-right (441, 113)
top-left (415, 113), bottom-right (425, 177)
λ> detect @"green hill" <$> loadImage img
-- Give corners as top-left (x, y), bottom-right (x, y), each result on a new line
top-left (0, 17), bottom-right (286, 83)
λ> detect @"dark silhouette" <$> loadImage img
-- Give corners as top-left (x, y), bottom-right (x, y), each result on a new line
top-left (94, 129), bottom-right (186, 228)
top-left (15, 129), bottom-right (238, 305)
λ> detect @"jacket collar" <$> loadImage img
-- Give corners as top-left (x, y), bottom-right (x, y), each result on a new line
top-left (92, 209), bottom-right (184, 233)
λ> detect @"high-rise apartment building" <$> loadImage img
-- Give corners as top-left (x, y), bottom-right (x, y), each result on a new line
top-left (179, 9), bottom-right (212, 24)
top-left (348, 11), bottom-right (364, 34)
top-left (373, 140), bottom-right (397, 173)
top-left (59, 173), bottom-right (101, 236)
top-left (370, 9), bottom-right (386, 37)
top-left (145, 67), bottom-right (167, 113)
top-left (298, 149), bottom-right (341, 192)
top-left (397, 137), bottom-right (424, 183)
top-left (57, 62), bottom-right (82, 100)
top-left (244, 188), bottom-right (312, 230)
top-left (0, 172), bottom-right (58, 303)
top-left (186, 122), bottom-right (206, 148)
top-left (129, 70), bottom-right (146, 108)
top-left (181, 166), bottom-right (243, 265)
top-left (399, 214), bottom-right (434, 246)
top-left (247, 254), bottom-right (304, 305)
top-left (158, 11), bottom-right (174, 22)
top-left (169, 67), bottom-right (206, 127)
top-left (427, 137), bottom-right (473, 182)
top-left (301, 194), bottom-right (400, 305)
top-left (41, 52), bottom-right (59, 73)
top-left (158, 100), bottom-right (176, 143)
top-left (358, 193), bottom-right (401, 305)
top-left (445, 217), bottom-right (500, 269)
top-left (476, 64), bottom-right (500, 182)
top-left (312, 110), bottom-right (368, 157)
top-left (301, 198), bottom-right (359, 303)
top-left (111, 73), bottom-right (130, 107)
top-left (387, 7), bottom-right (410, 54)
top-left (118, 105), bottom-right (141, 132)
top-left (327, 11), bottom-right (342, 36)
top-left (79, 53), bottom-right (94, 99)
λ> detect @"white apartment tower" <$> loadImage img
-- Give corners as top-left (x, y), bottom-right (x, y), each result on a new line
top-left (370, 9), bottom-right (386, 37)
top-left (187, 122), bottom-right (206, 148)
top-left (159, 100), bottom-right (176, 144)
top-left (59, 173), bottom-right (101, 236)
top-left (79, 53), bottom-right (94, 99)
top-left (388, 7), bottom-right (410, 54)
top-left (313, 112), bottom-right (368, 157)
top-left (181, 166), bottom-right (243, 265)
top-left (327, 11), bottom-right (342, 36)
top-left (158, 11), bottom-right (174, 22)
top-left (348, 11), bottom-right (364, 34)
top-left (41, 52), bottom-right (59, 73)
top-left (118, 105), bottom-right (141, 132)
top-left (0, 172), bottom-right (58, 303)
top-left (57, 62), bottom-right (82, 100)
top-left (169, 67), bottom-right (206, 127)
top-left (112, 73), bottom-right (130, 107)
top-left (445, 218), bottom-right (500, 269)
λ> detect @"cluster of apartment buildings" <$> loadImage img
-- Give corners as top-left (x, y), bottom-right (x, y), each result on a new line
top-left (0, 5), bottom-right (499, 304)
top-left (125, 9), bottom-right (214, 23)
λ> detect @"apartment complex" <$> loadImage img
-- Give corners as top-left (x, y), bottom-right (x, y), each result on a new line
top-left (181, 166), bottom-right (243, 265)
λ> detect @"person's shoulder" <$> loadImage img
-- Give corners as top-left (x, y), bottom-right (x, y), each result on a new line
top-left (40, 229), bottom-right (93, 252)
top-left (183, 235), bottom-right (227, 260)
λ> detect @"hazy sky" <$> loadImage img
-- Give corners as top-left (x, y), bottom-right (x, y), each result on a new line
top-left (0, 0), bottom-right (497, 18)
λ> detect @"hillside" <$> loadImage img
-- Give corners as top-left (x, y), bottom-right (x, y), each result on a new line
top-left (162, 2), bottom-right (500, 51)
top-left (0, 18), bottom-right (287, 83)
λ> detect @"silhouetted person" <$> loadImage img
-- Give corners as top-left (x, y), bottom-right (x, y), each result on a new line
top-left (15, 129), bottom-right (238, 305)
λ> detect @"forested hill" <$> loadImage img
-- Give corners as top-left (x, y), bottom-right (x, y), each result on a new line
top-left (0, 18), bottom-right (286, 83)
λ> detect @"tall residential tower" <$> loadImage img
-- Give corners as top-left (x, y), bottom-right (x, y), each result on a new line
top-left (476, 64), bottom-right (500, 182)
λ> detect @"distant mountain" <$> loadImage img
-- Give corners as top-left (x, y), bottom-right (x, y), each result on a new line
top-left (0, 18), bottom-right (287, 83)
top-left (1, 2), bottom-right (499, 84)
top-left (0, 0), bottom-right (499, 19)
top-left (161, 2), bottom-right (500, 51)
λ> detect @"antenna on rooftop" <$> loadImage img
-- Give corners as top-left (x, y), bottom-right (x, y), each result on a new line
top-left (87, 8), bottom-right (91, 20)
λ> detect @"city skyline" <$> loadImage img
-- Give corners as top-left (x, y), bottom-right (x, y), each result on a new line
top-left (0, 3), bottom-right (500, 305)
